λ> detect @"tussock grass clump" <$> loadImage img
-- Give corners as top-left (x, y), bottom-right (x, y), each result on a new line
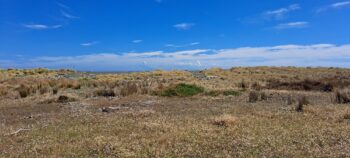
top-left (296, 96), bottom-right (310, 112)
top-left (52, 87), bottom-right (59, 95)
top-left (267, 79), bottom-right (334, 92)
top-left (212, 114), bottom-right (237, 127)
top-left (237, 79), bottom-right (247, 89)
top-left (248, 91), bottom-right (268, 102)
top-left (58, 79), bottom-right (81, 89)
top-left (16, 84), bottom-right (33, 98)
top-left (205, 90), bottom-right (241, 97)
top-left (120, 82), bottom-right (138, 96)
top-left (251, 82), bottom-right (262, 90)
top-left (159, 83), bottom-right (204, 97)
top-left (0, 85), bottom-right (8, 96)
top-left (94, 89), bottom-right (116, 97)
top-left (57, 95), bottom-right (77, 103)
top-left (286, 95), bottom-right (294, 105)
top-left (334, 89), bottom-right (350, 104)
top-left (248, 91), bottom-right (259, 103)
top-left (343, 113), bottom-right (350, 120)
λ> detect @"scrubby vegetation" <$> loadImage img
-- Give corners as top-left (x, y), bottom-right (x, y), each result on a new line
top-left (334, 88), bottom-right (350, 104)
top-left (1, 67), bottom-right (350, 157)
top-left (158, 83), bottom-right (204, 97)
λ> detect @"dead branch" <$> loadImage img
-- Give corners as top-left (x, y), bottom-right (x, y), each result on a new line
top-left (9, 128), bottom-right (31, 136)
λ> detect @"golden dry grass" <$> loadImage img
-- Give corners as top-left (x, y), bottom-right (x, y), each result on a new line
top-left (1, 67), bottom-right (350, 157)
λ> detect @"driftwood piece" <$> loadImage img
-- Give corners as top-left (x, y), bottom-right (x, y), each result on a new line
top-left (9, 128), bottom-right (31, 135)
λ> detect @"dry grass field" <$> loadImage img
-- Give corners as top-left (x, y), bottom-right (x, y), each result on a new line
top-left (1, 67), bottom-right (350, 157)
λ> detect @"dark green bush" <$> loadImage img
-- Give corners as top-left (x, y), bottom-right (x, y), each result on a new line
top-left (160, 83), bottom-right (204, 97)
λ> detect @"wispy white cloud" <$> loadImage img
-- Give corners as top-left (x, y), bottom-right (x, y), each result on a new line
top-left (190, 42), bottom-right (200, 46)
top-left (173, 23), bottom-right (195, 30)
top-left (61, 10), bottom-right (79, 19)
top-left (132, 40), bottom-right (143, 44)
top-left (264, 4), bottom-right (300, 20)
top-left (80, 41), bottom-right (98, 47)
top-left (23, 24), bottom-right (62, 30)
top-left (4, 44), bottom-right (349, 71)
top-left (165, 42), bottom-right (200, 48)
top-left (332, 1), bottom-right (350, 8)
top-left (275, 21), bottom-right (308, 29)
top-left (317, 1), bottom-right (350, 13)
top-left (56, 2), bottom-right (70, 9)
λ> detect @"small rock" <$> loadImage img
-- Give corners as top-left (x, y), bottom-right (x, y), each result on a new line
top-left (101, 107), bottom-right (111, 113)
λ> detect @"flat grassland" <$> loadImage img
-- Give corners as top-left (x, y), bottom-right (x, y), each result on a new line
top-left (1, 67), bottom-right (350, 157)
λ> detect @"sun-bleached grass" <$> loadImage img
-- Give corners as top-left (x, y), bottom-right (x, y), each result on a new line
top-left (1, 67), bottom-right (350, 157)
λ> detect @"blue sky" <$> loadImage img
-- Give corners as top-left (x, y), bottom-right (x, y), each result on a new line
top-left (1, 0), bottom-right (350, 71)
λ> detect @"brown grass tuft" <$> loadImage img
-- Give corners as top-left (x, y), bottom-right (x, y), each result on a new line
top-left (334, 88), bottom-right (350, 104)
top-left (212, 114), bottom-right (237, 127)
top-left (0, 85), bottom-right (8, 96)
top-left (94, 89), bottom-right (116, 97)
top-left (296, 96), bottom-right (310, 112)
top-left (120, 82), bottom-right (138, 96)
top-left (16, 84), bottom-right (32, 98)
top-left (248, 91), bottom-right (259, 103)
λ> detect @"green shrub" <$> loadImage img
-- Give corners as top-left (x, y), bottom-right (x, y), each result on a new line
top-left (160, 83), bottom-right (204, 97)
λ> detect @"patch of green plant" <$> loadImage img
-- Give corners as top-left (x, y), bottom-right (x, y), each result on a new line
top-left (160, 83), bottom-right (204, 97)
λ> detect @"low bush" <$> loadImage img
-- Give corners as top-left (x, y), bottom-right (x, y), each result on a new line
top-left (94, 89), bottom-right (116, 97)
top-left (248, 91), bottom-right (259, 103)
top-left (159, 83), bottom-right (204, 97)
